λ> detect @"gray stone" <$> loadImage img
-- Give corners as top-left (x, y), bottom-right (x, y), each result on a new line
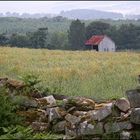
top-left (130, 108), bottom-right (140, 124)
top-left (12, 95), bottom-right (38, 108)
top-left (120, 110), bottom-right (132, 121)
top-left (78, 121), bottom-right (103, 136)
top-left (118, 121), bottom-right (133, 130)
top-left (120, 131), bottom-right (131, 140)
top-left (65, 127), bottom-right (77, 137)
top-left (104, 121), bottom-right (132, 134)
top-left (47, 107), bottom-right (62, 122)
top-left (65, 114), bottom-right (81, 125)
top-left (126, 89), bottom-right (140, 108)
top-left (65, 97), bottom-right (95, 111)
top-left (104, 122), bottom-right (120, 134)
top-left (73, 111), bottom-right (87, 117)
top-left (95, 103), bottom-right (113, 121)
top-left (115, 98), bottom-right (130, 112)
top-left (52, 120), bottom-right (66, 133)
top-left (36, 95), bottom-right (56, 108)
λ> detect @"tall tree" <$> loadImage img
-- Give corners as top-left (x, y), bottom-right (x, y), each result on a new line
top-left (30, 27), bottom-right (48, 48)
top-left (86, 21), bottom-right (111, 39)
top-left (68, 19), bottom-right (85, 50)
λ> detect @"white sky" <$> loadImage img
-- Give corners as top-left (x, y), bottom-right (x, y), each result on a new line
top-left (0, 1), bottom-right (140, 15)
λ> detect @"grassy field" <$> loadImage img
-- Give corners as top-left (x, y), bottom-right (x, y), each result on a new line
top-left (0, 47), bottom-right (140, 100)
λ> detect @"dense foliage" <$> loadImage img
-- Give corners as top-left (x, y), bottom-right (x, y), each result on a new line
top-left (0, 17), bottom-right (140, 50)
top-left (68, 19), bottom-right (86, 50)
top-left (0, 87), bottom-right (21, 127)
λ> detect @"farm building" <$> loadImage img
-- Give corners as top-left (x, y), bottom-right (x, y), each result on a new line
top-left (85, 35), bottom-right (116, 52)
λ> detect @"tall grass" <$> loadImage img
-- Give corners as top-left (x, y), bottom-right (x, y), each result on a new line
top-left (0, 47), bottom-right (139, 100)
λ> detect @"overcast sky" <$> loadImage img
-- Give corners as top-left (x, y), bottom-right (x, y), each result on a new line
top-left (0, 1), bottom-right (140, 15)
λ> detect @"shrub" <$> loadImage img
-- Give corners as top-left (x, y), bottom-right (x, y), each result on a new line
top-left (0, 87), bottom-right (22, 127)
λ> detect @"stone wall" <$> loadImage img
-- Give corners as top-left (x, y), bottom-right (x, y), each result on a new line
top-left (0, 76), bottom-right (140, 139)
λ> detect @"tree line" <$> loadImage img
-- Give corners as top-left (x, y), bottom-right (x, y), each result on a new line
top-left (0, 19), bottom-right (140, 50)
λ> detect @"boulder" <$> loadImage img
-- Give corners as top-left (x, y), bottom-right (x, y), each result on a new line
top-left (78, 121), bottom-right (103, 136)
top-left (65, 127), bottom-right (77, 137)
top-left (130, 108), bottom-right (140, 124)
top-left (120, 110), bottom-right (132, 121)
top-left (6, 79), bottom-right (26, 89)
top-left (65, 97), bottom-right (95, 111)
top-left (94, 103), bottom-right (113, 121)
top-left (115, 98), bottom-right (130, 112)
top-left (12, 95), bottom-right (38, 108)
top-left (47, 107), bottom-right (66, 122)
top-left (31, 122), bottom-right (49, 132)
top-left (17, 109), bottom-right (48, 123)
top-left (36, 95), bottom-right (56, 108)
top-left (120, 131), bottom-right (131, 140)
top-left (104, 121), bottom-right (132, 134)
top-left (65, 114), bottom-right (81, 125)
top-left (126, 89), bottom-right (140, 108)
top-left (52, 120), bottom-right (66, 133)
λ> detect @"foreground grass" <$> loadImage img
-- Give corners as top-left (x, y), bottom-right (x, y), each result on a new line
top-left (0, 47), bottom-right (140, 100)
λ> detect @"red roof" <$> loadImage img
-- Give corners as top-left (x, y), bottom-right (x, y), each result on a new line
top-left (85, 35), bottom-right (104, 46)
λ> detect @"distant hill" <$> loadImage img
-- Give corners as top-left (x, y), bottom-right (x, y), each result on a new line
top-left (125, 14), bottom-right (140, 20)
top-left (59, 9), bottom-right (123, 20)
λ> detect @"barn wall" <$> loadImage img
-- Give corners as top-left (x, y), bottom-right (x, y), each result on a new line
top-left (98, 36), bottom-right (116, 52)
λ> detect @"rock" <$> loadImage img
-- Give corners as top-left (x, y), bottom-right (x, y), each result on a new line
top-left (6, 79), bottom-right (26, 89)
top-left (130, 108), bottom-right (140, 124)
top-left (73, 111), bottom-right (87, 117)
top-left (65, 128), bottom-right (77, 137)
top-left (65, 114), bottom-right (81, 125)
top-left (120, 131), bottom-right (131, 140)
top-left (78, 121), bottom-right (103, 136)
top-left (17, 109), bottom-right (48, 123)
top-left (104, 121), bottom-right (132, 134)
top-left (36, 95), bottom-right (56, 108)
top-left (31, 122), bottom-right (49, 132)
top-left (65, 97), bottom-right (95, 111)
top-left (47, 107), bottom-right (66, 122)
top-left (12, 95), bottom-right (38, 108)
top-left (115, 98), bottom-right (130, 112)
top-left (118, 121), bottom-right (133, 130)
top-left (120, 110), bottom-right (132, 121)
top-left (94, 103), bottom-right (113, 121)
top-left (126, 89), bottom-right (140, 108)
top-left (37, 109), bottom-right (48, 122)
top-left (52, 120), bottom-right (66, 133)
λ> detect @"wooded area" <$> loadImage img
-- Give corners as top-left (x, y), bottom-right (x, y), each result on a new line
top-left (0, 17), bottom-right (140, 50)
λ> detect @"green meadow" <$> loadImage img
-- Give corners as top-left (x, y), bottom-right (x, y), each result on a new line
top-left (0, 47), bottom-right (140, 100)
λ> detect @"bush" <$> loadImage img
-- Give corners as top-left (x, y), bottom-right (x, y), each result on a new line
top-left (0, 125), bottom-right (64, 139)
top-left (0, 87), bottom-right (22, 127)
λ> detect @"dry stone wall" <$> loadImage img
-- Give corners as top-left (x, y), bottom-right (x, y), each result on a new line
top-left (0, 76), bottom-right (140, 139)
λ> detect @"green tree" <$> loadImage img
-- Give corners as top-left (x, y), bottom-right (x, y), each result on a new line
top-left (9, 33), bottom-right (30, 48)
top-left (0, 34), bottom-right (9, 45)
top-left (29, 27), bottom-right (48, 48)
top-left (68, 19), bottom-right (85, 50)
top-left (86, 21), bottom-right (111, 39)
top-left (117, 24), bottom-right (140, 50)
top-left (49, 32), bottom-right (68, 50)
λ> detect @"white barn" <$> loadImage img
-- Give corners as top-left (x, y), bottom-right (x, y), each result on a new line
top-left (85, 35), bottom-right (116, 52)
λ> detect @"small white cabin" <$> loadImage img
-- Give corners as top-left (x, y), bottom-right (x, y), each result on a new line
top-left (85, 35), bottom-right (116, 52)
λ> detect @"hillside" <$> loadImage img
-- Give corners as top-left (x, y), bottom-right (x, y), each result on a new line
top-left (0, 17), bottom-right (140, 35)
top-left (0, 47), bottom-right (139, 100)
top-left (60, 9), bottom-right (123, 20)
